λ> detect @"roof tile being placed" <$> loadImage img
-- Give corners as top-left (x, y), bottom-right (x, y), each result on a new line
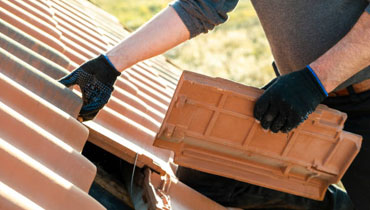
top-left (154, 71), bottom-right (362, 200)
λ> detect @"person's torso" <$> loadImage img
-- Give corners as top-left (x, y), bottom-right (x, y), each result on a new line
top-left (251, 0), bottom-right (370, 90)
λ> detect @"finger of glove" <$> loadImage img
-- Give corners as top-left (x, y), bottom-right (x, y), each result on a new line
top-left (80, 100), bottom-right (106, 115)
top-left (58, 72), bottom-right (78, 87)
top-left (260, 104), bottom-right (279, 130)
top-left (254, 96), bottom-right (270, 121)
top-left (79, 110), bottom-right (99, 121)
top-left (270, 113), bottom-right (287, 133)
top-left (281, 111), bottom-right (302, 133)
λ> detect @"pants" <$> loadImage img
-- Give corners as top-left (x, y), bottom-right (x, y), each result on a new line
top-left (324, 89), bottom-right (370, 210)
top-left (177, 89), bottom-right (370, 210)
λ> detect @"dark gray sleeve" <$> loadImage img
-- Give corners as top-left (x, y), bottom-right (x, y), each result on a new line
top-left (170, 0), bottom-right (239, 38)
top-left (366, 1), bottom-right (370, 13)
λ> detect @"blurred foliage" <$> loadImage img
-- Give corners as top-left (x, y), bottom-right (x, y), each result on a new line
top-left (89, 0), bottom-right (274, 87)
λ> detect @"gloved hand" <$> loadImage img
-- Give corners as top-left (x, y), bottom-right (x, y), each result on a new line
top-left (254, 66), bottom-right (328, 133)
top-left (261, 77), bottom-right (277, 90)
top-left (59, 55), bottom-right (121, 121)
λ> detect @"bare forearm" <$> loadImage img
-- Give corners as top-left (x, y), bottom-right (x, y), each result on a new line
top-left (311, 12), bottom-right (370, 92)
top-left (106, 7), bottom-right (190, 71)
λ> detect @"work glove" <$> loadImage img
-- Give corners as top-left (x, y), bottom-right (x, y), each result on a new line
top-left (254, 66), bottom-right (328, 133)
top-left (261, 77), bottom-right (277, 90)
top-left (59, 55), bottom-right (121, 121)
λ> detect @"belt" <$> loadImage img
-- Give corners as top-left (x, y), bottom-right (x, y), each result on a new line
top-left (329, 78), bottom-right (370, 97)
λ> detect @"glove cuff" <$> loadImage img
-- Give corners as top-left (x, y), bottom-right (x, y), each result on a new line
top-left (305, 65), bottom-right (328, 97)
top-left (83, 55), bottom-right (121, 87)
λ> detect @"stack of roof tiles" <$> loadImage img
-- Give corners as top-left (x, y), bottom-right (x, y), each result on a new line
top-left (1, 0), bottom-right (230, 209)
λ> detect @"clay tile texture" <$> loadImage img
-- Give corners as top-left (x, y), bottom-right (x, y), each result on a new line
top-left (154, 71), bottom-right (363, 201)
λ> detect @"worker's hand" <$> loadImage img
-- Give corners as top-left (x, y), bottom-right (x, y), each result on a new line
top-left (254, 66), bottom-right (328, 133)
top-left (261, 77), bottom-right (277, 90)
top-left (58, 55), bottom-right (121, 121)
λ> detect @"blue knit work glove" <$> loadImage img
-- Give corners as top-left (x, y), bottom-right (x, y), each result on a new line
top-left (59, 55), bottom-right (120, 121)
top-left (254, 66), bottom-right (328, 133)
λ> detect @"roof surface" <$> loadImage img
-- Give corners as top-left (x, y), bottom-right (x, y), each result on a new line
top-left (1, 0), bottom-right (230, 209)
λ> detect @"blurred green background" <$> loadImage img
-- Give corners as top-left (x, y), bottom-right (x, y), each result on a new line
top-left (89, 0), bottom-right (274, 87)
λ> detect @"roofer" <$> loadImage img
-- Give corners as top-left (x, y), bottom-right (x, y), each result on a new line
top-left (59, 1), bottom-right (370, 209)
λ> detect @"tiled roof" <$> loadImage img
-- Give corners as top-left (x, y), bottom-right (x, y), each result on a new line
top-left (1, 0), bottom-right (224, 209)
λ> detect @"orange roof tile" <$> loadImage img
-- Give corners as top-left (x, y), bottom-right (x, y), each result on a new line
top-left (143, 169), bottom-right (229, 210)
top-left (154, 71), bottom-right (362, 200)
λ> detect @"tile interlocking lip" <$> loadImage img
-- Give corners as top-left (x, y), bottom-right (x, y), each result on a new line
top-left (0, 7), bottom-right (65, 53)
top-left (10, 0), bottom-right (58, 30)
top-left (52, 10), bottom-right (108, 46)
top-left (0, 19), bottom-right (72, 69)
top-left (0, 0), bottom-right (62, 40)
top-left (154, 71), bottom-right (362, 200)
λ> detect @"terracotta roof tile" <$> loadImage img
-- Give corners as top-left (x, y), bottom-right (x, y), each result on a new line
top-left (0, 33), bottom-right (69, 79)
top-left (0, 7), bottom-right (65, 53)
top-left (0, 136), bottom-right (103, 210)
top-left (0, 19), bottom-right (71, 69)
top-left (0, 73), bottom-right (87, 152)
top-left (143, 168), bottom-right (228, 210)
top-left (0, 49), bottom-right (81, 117)
top-left (155, 71), bottom-right (362, 200)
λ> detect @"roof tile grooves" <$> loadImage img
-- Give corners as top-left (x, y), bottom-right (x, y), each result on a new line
top-left (0, 7), bottom-right (65, 53)
top-left (50, 0), bottom-right (100, 33)
top-left (0, 181), bottom-right (44, 210)
top-left (106, 97), bottom-right (161, 132)
top-left (60, 35), bottom-right (97, 59)
top-left (56, 24), bottom-right (106, 54)
top-left (112, 87), bottom-right (165, 121)
top-left (0, 137), bottom-right (105, 210)
top-left (121, 72), bottom-right (171, 105)
top-left (53, 15), bottom-right (108, 48)
top-left (50, 3), bottom-right (101, 38)
top-left (0, 102), bottom-right (95, 192)
top-left (0, 48), bottom-right (81, 117)
top-left (0, 73), bottom-right (87, 152)
top-left (10, 0), bottom-right (58, 29)
top-left (115, 77), bottom-right (168, 112)
top-left (0, 1), bottom-right (62, 39)
top-left (0, 19), bottom-right (71, 69)
top-left (0, 33), bottom-right (69, 79)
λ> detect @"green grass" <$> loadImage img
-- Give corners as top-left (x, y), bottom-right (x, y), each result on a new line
top-left (89, 0), bottom-right (274, 87)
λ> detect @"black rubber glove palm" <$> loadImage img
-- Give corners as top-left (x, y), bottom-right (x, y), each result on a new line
top-left (254, 66), bottom-right (328, 133)
top-left (59, 55), bottom-right (120, 121)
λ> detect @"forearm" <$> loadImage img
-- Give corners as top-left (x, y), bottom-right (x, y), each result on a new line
top-left (311, 11), bottom-right (370, 92)
top-left (106, 7), bottom-right (190, 71)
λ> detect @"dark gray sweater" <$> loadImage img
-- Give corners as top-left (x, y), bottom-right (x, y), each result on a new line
top-left (171, 0), bottom-right (370, 90)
